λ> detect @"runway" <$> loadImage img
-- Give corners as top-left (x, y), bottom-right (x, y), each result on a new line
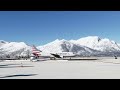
top-left (0, 57), bottom-right (120, 79)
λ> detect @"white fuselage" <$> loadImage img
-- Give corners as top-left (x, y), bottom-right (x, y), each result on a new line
top-left (57, 52), bottom-right (75, 56)
top-left (30, 52), bottom-right (76, 60)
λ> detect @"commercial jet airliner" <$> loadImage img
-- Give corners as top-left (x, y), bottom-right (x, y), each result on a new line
top-left (30, 45), bottom-right (76, 61)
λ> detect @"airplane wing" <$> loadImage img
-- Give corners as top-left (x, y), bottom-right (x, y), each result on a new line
top-left (50, 53), bottom-right (62, 58)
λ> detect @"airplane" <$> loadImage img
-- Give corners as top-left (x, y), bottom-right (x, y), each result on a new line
top-left (30, 45), bottom-right (57, 61)
top-left (30, 45), bottom-right (77, 61)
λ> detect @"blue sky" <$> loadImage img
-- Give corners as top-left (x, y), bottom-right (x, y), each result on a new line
top-left (0, 11), bottom-right (120, 46)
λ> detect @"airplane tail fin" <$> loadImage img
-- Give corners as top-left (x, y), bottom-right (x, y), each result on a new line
top-left (32, 45), bottom-right (42, 57)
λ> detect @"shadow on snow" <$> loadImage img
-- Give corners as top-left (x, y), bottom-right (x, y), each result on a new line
top-left (0, 74), bottom-right (37, 78)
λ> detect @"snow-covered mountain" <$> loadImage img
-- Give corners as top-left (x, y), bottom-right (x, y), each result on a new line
top-left (0, 41), bottom-right (31, 57)
top-left (70, 36), bottom-right (120, 52)
top-left (0, 36), bottom-right (120, 57)
top-left (118, 44), bottom-right (120, 47)
top-left (0, 40), bottom-right (8, 46)
top-left (38, 36), bottom-right (120, 56)
top-left (37, 39), bottom-right (100, 56)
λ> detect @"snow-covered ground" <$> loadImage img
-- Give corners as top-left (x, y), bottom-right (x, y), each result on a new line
top-left (1, 57), bottom-right (120, 79)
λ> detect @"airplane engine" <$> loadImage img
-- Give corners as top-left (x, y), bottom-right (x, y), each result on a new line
top-left (30, 57), bottom-right (35, 60)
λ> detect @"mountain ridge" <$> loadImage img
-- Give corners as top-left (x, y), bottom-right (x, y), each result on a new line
top-left (0, 36), bottom-right (120, 57)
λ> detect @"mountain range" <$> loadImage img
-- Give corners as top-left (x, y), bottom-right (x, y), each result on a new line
top-left (0, 36), bottom-right (120, 57)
